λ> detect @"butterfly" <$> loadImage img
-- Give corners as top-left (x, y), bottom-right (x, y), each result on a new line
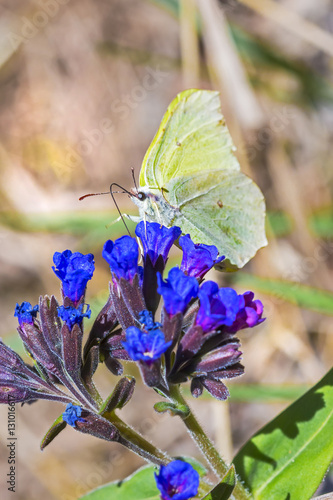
top-left (130, 89), bottom-right (267, 270)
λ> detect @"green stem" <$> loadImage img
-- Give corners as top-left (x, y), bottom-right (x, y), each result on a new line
top-left (104, 411), bottom-right (213, 497)
top-left (169, 385), bottom-right (253, 500)
top-left (103, 411), bottom-right (169, 465)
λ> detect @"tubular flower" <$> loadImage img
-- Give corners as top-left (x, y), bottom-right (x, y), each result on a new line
top-left (157, 268), bottom-right (199, 316)
top-left (155, 460), bottom-right (200, 500)
top-left (135, 221), bottom-right (181, 266)
top-left (195, 282), bottom-right (240, 333)
top-left (123, 326), bottom-right (172, 363)
top-left (102, 236), bottom-right (139, 282)
top-left (226, 291), bottom-right (265, 333)
top-left (52, 250), bottom-right (95, 305)
top-left (179, 234), bottom-right (224, 280)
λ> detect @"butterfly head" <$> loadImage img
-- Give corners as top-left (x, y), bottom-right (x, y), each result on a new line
top-left (131, 186), bottom-right (179, 227)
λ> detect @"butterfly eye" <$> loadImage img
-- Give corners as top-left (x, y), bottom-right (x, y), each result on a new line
top-left (137, 192), bottom-right (147, 201)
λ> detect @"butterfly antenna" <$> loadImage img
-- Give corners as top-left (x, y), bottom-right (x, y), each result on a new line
top-left (131, 167), bottom-right (138, 192)
top-left (79, 191), bottom-right (110, 201)
top-left (109, 183), bottom-right (132, 236)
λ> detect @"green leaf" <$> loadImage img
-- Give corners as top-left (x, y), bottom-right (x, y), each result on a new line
top-left (79, 465), bottom-right (159, 500)
top-left (233, 368), bottom-right (333, 500)
top-left (154, 401), bottom-right (189, 417)
top-left (202, 465), bottom-right (236, 500)
top-left (80, 458), bottom-right (208, 500)
top-left (40, 415), bottom-right (67, 450)
top-left (234, 273), bottom-right (333, 316)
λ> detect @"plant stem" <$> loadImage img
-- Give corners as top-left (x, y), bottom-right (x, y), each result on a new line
top-left (168, 385), bottom-right (253, 500)
top-left (103, 408), bottom-right (215, 497)
top-left (104, 411), bottom-right (169, 466)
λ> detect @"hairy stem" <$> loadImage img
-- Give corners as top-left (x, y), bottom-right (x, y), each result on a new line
top-left (104, 411), bottom-right (169, 465)
top-left (168, 385), bottom-right (253, 500)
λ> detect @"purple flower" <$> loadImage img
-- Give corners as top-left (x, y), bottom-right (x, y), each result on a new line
top-left (57, 304), bottom-right (91, 330)
top-left (135, 221), bottom-right (181, 266)
top-left (226, 291), bottom-right (264, 333)
top-left (14, 302), bottom-right (39, 327)
top-left (102, 236), bottom-right (139, 282)
top-left (52, 250), bottom-right (95, 305)
top-left (122, 326), bottom-right (172, 363)
top-left (157, 268), bottom-right (199, 316)
top-left (155, 460), bottom-right (200, 500)
top-left (62, 403), bottom-right (85, 427)
top-left (195, 282), bottom-right (240, 333)
top-left (179, 235), bottom-right (224, 279)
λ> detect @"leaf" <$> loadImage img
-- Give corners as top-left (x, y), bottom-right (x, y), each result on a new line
top-left (40, 415), bottom-right (67, 450)
top-left (202, 465), bottom-right (236, 500)
top-left (79, 465), bottom-right (159, 500)
top-left (234, 273), bottom-right (333, 316)
top-left (154, 400), bottom-right (190, 417)
top-left (233, 368), bottom-right (333, 500)
top-left (80, 458), bottom-right (208, 500)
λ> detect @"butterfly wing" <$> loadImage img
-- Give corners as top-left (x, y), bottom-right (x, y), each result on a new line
top-left (139, 89), bottom-right (267, 269)
top-left (166, 170), bottom-right (266, 269)
top-left (139, 89), bottom-right (239, 188)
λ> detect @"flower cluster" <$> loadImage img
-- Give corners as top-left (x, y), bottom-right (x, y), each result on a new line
top-left (0, 220), bottom-right (264, 455)
top-left (99, 220), bottom-right (264, 398)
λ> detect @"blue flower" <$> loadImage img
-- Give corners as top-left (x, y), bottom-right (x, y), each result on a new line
top-left (62, 403), bottom-right (85, 427)
top-left (155, 460), bottom-right (200, 500)
top-left (14, 302), bottom-right (39, 327)
top-left (122, 326), bottom-right (172, 363)
top-left (135, 221), bottom-right (181, 266)
top-left (179, 234), bottom-right (224, 279)
top-left (138, 310), bottom-right (162, 331)
top-left (57, 304), bottom-right (91, 330)
top-left (196, 282), bottom-right (240, 333)
top-left (226, 291), bottom-right (264, 333)
top-left (102, 236), bottom-right (139, 282)
top-left (52, 250), bottom-right (95, 305)
top-left (157, 268), bottom-right (199, 316)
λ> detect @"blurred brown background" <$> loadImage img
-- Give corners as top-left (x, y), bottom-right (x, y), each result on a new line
top-left (0, 0), bottom-right (333, 498)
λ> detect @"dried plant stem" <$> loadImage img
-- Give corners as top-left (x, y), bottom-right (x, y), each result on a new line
top-left (237, 0), bottom-right (333, 58)
top-left (180, 0), bottom-right (200, 88)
